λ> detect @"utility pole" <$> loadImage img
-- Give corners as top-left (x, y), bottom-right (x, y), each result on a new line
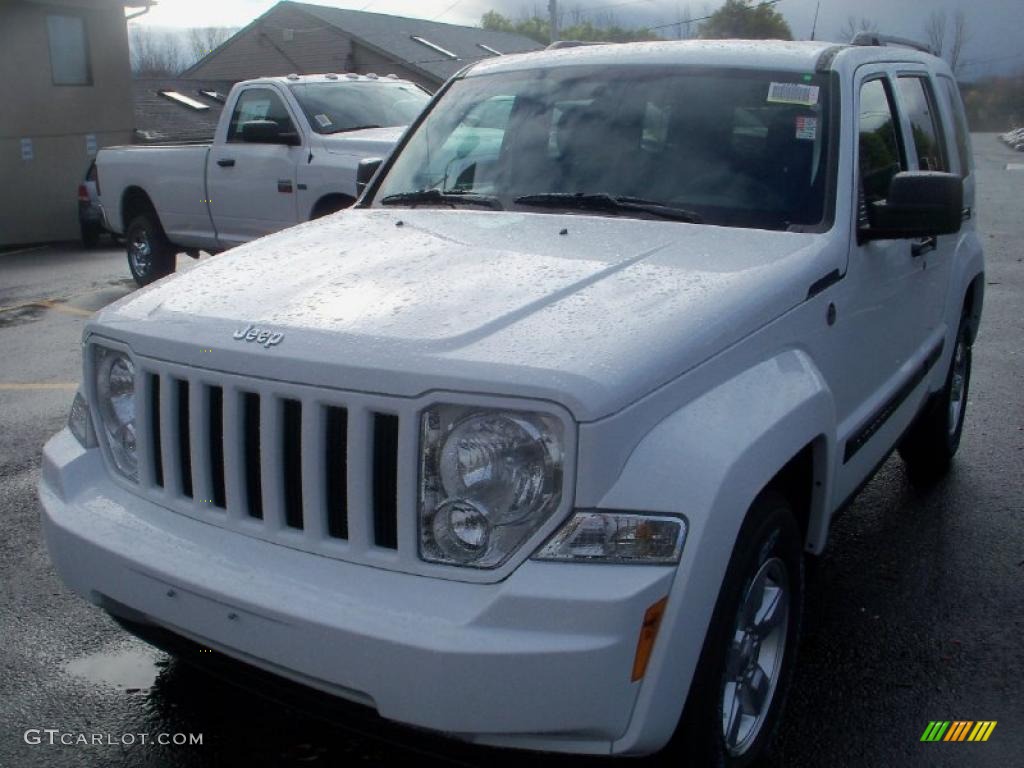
top-left (548, 0), bottom-right (559, 43)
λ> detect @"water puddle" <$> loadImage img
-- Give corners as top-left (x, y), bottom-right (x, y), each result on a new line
top-left (0, 305), bottom-right (44, 328)
top-left (64, 645), bottom-right (167, 693)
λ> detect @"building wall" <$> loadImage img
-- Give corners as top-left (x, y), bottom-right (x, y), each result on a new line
top-left (185, 4), bottom-right (437, 92)
top-left (0, 1), bottom-right (134, 247)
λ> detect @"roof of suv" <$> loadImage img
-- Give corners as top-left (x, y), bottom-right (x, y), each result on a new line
top-left (466, 38), bottom-right (945, 78)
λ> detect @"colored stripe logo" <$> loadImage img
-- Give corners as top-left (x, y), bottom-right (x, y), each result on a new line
top-left (921, 721), bottom-right (997, 742)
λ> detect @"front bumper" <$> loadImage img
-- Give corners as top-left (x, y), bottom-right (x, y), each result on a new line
top-left (40, 429), bottom-right (675, 755)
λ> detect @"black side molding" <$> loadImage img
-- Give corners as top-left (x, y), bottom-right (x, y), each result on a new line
top-left (807, 268), bottom-right (843, 299)
top-left (843, 338), bottom-right (945, 463)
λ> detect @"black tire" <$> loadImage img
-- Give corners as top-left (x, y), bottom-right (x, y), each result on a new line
top-left (126, 213), bottom-right (176, 286)
top-left (898, 314), bottom-right (973, 484)
top-left (80, 222), bottom-right (101, 249)
top-left (666, 491), bottom-right (804, 767)
top-left (311, 195), bottom-right (355, 219)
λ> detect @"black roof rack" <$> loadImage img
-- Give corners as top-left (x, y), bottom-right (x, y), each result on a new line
top-left (851, 32), bottom-right (934, 55)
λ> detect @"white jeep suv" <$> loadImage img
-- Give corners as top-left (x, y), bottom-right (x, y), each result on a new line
top-left (40, 37), bottom-right (983, 765)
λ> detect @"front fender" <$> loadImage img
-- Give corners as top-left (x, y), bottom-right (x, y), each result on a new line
top-left (597, 349), bottom-right (835, 755)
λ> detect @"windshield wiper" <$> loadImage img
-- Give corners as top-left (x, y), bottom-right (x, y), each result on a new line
top-left (380, 189), bottom-right (503, 210)
top-left (514, 192), bottom-right (702, 223)
top-left (326, 123), bottom-right (383, 134)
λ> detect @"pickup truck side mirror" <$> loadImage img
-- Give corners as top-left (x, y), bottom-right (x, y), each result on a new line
top-left (860, 171), bottom-right (963, 242)
top-left (241, 120), bottom-right (300, 146)
top-left (356, 157), bottom-right (383, 198)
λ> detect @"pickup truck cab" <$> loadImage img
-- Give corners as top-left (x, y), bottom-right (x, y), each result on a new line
top-left (97, 74), bottom-right (430, 284)
top-left (42, 38), bottom-right (983, 765)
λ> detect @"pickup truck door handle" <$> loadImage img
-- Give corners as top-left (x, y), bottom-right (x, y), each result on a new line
top-left (217, 158), bottom-right (235, 168)
top-left (911, 235), bottom-right (937, 257)
top-left (277, 180), bottom-right (294, 194)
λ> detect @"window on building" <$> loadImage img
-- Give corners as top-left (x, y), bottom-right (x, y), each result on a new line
top-left (47, 14), bottom-right (92, 85)
top-left (410, 36), bottom-right (458, 60)
top-left (160, 91), bottom-right (211, 110)
top-left (858, 78), bottom-right (904, 204)
top-left (897, 76), bottom-right (948, 172)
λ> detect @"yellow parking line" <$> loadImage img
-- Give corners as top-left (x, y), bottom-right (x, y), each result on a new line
top-left (0, 382), bottom-right (78, 391)
top-left (36, 300), bottom-right (94, 317)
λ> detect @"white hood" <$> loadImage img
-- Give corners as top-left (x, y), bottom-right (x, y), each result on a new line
top-left (94, 209), bottom-right (834, 421)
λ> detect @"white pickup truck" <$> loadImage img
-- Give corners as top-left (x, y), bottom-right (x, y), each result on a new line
top-left (97, 74), bottom-right (430, 284)
top-left (43, 38), bottom-right (983, 765)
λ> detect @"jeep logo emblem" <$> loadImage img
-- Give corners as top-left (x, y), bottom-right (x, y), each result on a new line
top-left (232, 324), bottom-right (284, 348)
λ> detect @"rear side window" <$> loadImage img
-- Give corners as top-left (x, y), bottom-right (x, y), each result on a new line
top-left (939, 75), bottom-right (971, 177)
top-left (858, 78), bottom-right (904, 204)
top-left (227, 88), bottom-right (297, 142)
top-left (896, 76), bottom-right (947, 171)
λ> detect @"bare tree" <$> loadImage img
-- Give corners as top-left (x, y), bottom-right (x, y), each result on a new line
top-left (673, 3), bottom-right (696, 40)
top-left (949, 9), bottom-right (969, 74)
top-left (924, 10), bottom-right (946, 57)
top-left (186, 27), bottom-right (234, 64)
top-left (922, 9), bottom-right (970, 74)
top-left (129, 26), bottom-right (185, 77)
top-left (838, 15), bottom-right (878, 42)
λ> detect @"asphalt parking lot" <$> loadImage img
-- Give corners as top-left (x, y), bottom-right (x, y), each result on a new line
top-left (0, 134), bottom-right (1021, 768)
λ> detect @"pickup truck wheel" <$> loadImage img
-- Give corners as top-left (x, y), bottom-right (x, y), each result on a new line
top-left (898, 315), bottom-right (973, 484)
top-left (667, 491), bottom-right (803, 767)
top-left (126, 214), bottom-right (176, 286)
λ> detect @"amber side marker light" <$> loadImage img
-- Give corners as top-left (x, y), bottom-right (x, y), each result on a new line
top-left (631, 597), bottom-right (669, 682)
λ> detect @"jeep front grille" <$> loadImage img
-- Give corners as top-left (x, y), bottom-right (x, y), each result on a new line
top-left (135, 363), bottom-right (407, 566)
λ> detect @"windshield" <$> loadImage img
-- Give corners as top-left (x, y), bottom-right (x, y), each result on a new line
top-left (372, 65), bottom-right (833, 230)
top-left (289, 81), bottom-right (431, 134)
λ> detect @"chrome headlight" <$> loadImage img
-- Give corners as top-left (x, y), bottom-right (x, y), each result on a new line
top-left (534, 511), bottom-right (687, 564)
top-left (93, 345), bottom-right (137, 481)
top-left (420, 405), bottom-right (564, 568)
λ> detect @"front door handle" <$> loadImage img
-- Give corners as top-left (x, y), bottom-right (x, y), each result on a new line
top-left (912, 235), bottom-right (937, 257)
top-left (217, 158), bottom-right (235, 168)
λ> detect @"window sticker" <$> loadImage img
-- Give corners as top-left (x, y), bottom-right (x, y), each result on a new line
top-left (767, 82), bottom-right (820, 106)
top-left (314, 113), bottom-right (333, 128)
top-left (795, 116), bottom-right (817, 140)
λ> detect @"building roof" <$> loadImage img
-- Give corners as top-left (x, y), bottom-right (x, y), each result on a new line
top-left (183, 1), bottom-right (544, 85)
top-left (132, 78), bottom-right (235, 143)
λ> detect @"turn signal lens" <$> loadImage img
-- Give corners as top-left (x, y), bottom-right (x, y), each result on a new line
top-left (631, 597), bottom-right (668, 682)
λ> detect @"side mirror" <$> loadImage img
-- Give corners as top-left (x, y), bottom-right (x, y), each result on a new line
top-left (861, 171), bottom-right (963, 241)
top-left (356, 157), bottom-right (383, 197)
top-left (241, 120), bottom-right (299, 146)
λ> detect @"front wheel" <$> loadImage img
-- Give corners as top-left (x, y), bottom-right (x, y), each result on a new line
top-left (126, 214), bottom-right (176, 286)
top-left (667, 491), bottom-right (803, 767)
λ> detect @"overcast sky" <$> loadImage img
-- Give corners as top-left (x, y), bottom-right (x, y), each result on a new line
top-left (131, 0), bottom-right (1023, 78)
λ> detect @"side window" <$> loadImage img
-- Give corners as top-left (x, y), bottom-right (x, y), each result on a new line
top-left (227, 89), bottom-right (297, 143)
top-left (939, 75), bottom-right (971, 177)
top-left (896, 76), bottom-right (947, 171)
top-left (858, 79), bottom-right (904, 204)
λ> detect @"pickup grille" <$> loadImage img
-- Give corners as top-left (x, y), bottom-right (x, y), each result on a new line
top-left (134, 363), bottom-right (408, 567)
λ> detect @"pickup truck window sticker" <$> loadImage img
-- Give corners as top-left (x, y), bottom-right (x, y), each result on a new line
top-left (767, 82), bottom-right (820, 106)
top-left (315, 113), bottom-right (333, 128)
